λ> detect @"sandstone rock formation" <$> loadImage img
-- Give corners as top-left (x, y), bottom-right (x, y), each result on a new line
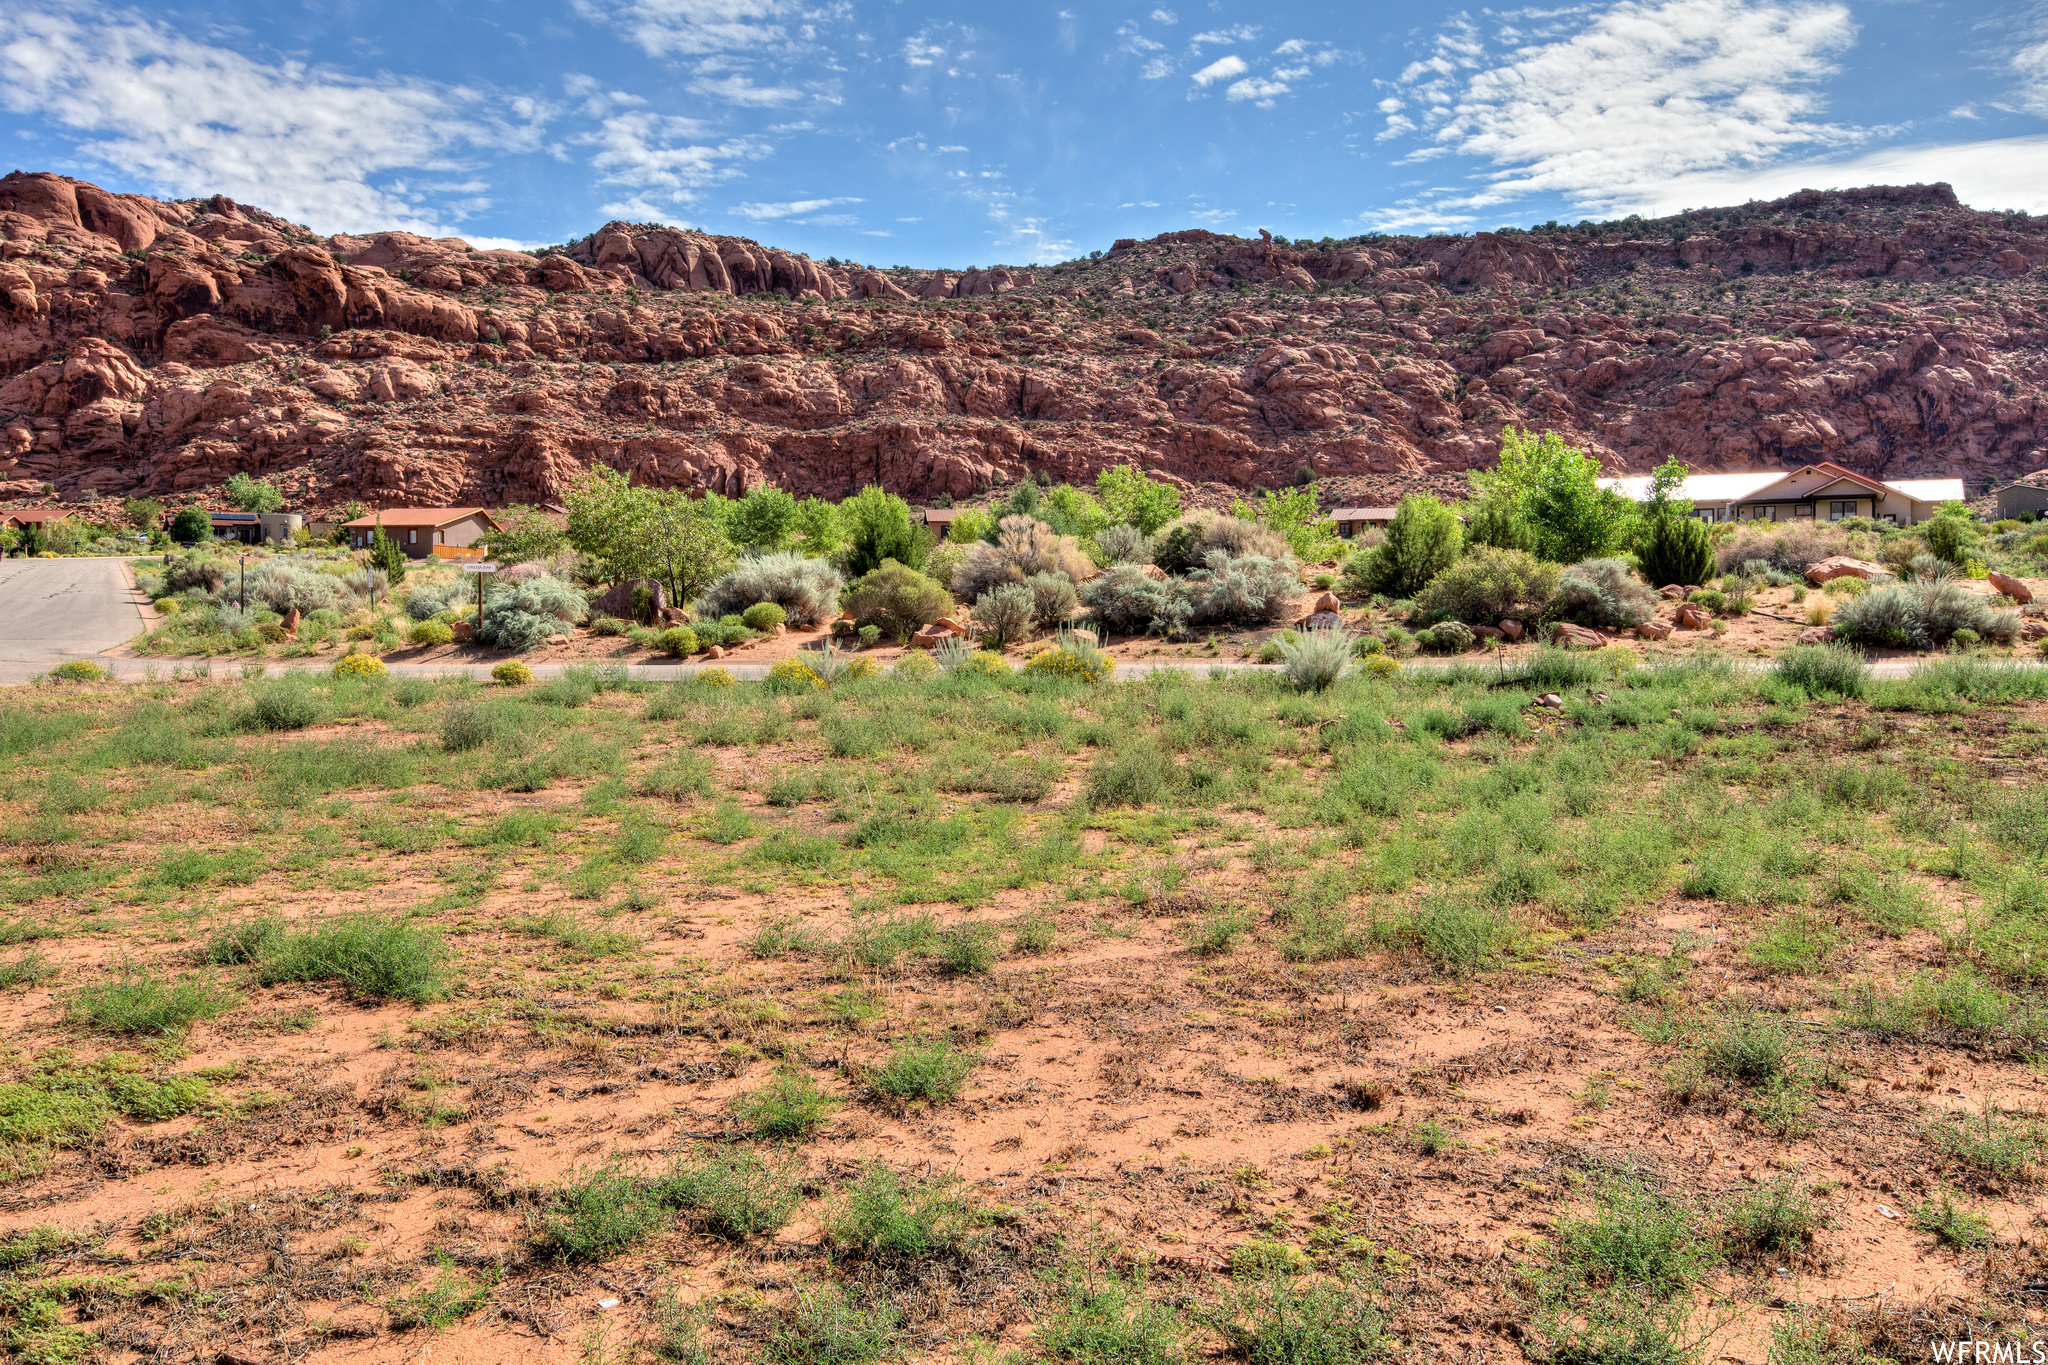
top-left (1, 171), bottom-right (2045, 516)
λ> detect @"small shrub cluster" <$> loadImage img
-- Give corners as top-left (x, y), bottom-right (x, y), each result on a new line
top-left (699, 553), bottom-right (843, 625)
top-left (1832, 581), bottom-right (2019, 649)
top-left (1551, 558), bottom-right (1658, 629)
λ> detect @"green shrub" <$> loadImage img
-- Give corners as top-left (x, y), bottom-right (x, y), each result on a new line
top-left (844, 560), bottom-right (951, 640)
top-left (767, 1281), bottom-right (901, 1365)
top-left (741, 601), bottom-right (788, 630)
top-left (1723, 1179), bottom-right (1824, 1259)
top-left (491, 659), bottom-right (533, 685)
top-left (733, 1070), bottom-right (840, 1140)
top-left (659, 1146), bottom-right (802, 1239)
top-left (255, 917), bottom-right (450, 1003)
top-left (1911, 1185), bottom-right (1992, 1248)
top-left (975, 582), bottom-right (1036, 647)
top-left (202, 918), bottom-right (283, 965)
top-left (1416, 546), bottom-right (1558, 624)
top-left (1549, 1179), bottom-right (1717, 1300)
top-left (440, 699), bottom-right (517, 751)
top-left (867, 1037), bottom-right (974, 1101)
top-left (47, 661), bottom-right (106, 683)
top-left (1638, 512), bottom-right (1715, 587)
top-left (1343, 496), bottom-right (1461, 598)
top-left (539, 1160), bottom-right (675, 1262)
top-left (1701, 1012), bottom-right (1791, 1083)
top-left (1089, 745), bottom-right (1170, 807)
top-left (825, 1164), bottom-right (981, 1261)
top-left (1040, 1276), bottom-right (1190, 1365)
top-left (937, 922), bottom-right (1002, 974)
top-left (656, 626), bottom-right (700, 657)
top-left (700, 553), bottom-right (844, 626)
top-left (1552, 558), bottom-right (1657, 629)
top-left (1214, 1278), bottom-right (1388, 1365)
top-left (410, 620), bottom-right (454, 646)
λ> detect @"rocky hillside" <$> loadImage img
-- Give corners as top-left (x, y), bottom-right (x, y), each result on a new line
top-left (2, 170), bottom-right (2045, 514)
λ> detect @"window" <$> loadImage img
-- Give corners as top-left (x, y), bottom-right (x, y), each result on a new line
top-left (408, 529), bottom-right (417, 545)
top-left (1794, 504), bottom-right (1815, 518)
top-left (1828, 500), bottom-right (1856, 520)
top-left (436, 530), bottom-right (445, 544)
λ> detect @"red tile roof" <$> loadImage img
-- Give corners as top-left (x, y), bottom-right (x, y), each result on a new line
top-left (341, 508), bottom-right (500, 530)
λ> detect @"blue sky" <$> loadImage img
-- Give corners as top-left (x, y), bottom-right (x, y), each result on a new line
top-left (2, 0), bottom-right (2045, 264)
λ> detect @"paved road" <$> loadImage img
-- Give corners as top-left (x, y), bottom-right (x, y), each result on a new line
top-left (0, 557), bottom-right (147, 679)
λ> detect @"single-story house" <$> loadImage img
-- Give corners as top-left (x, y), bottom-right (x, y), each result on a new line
top-left (919, 507), bottom-right (971, 539)
top-left (1598, 463), bottom-right (1965, 526)
top-left (210, 512), bottom-right (304, 545)
top-left (1329, 508), bottom-right (1397, 537)
top-left (1, 508), bottom-right (74, 530)
top-left (344, 508), bottom-right (501, 558)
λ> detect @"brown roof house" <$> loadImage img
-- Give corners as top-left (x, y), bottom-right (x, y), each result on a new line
top-left (1, 507), bottom-right (75, 529)
top-left (344, 508), bottom-right (501, 559)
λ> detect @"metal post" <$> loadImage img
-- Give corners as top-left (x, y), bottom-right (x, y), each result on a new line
top-left (239, 554), bottom-right (247, 613)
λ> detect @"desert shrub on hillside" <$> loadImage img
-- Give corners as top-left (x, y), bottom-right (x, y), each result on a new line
top-left (1024, 570), bottom-right (1079, 631)
top-left (163, 551), bottom-right (229, 596)
top-left (405, 580), bottom-right (463, 621)
top-left (1182, 552), bottom-right (1300, 627)
top-left (247, 561), bottom-right (351, 616)
top-left (478, 576), bottom-right (586, 652)
top-left (973, 584), bottom-right (1035, 648)
top-left (1715, 522), bottom-right (1860, 576)
top-left (845, 560), bottom-right (952, 640)
top-left (951, 516), bottom-right (1092, 600)
top-left (1416, 547), bottom-right (1558, 624)
top-left (698, 552), bottom-right (843, 626)
top-left (1092, 523), bottom-right (1153, 566)
top-left (1833, 581), bottom-right (2018, 649)
top-left (1082, 564), bottom-right (1174, 636)
top-left (1551, 558), bottom-right (1658, 629)
top-left (1152, 510), bottom-right (1289, 575)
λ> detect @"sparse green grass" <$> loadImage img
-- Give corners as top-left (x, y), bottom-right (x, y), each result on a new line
top-left (254, 917), bottom-right (449, 1003)
top-left (825, 1163), bottom-right (982, 1261)
top-left (384, 1253), bottom-right (496, 1330)
top-left (867, 1037), bottom-right (975, 1102)
top-left (1039, 1274), bottom-right (1189, 1365)
top-left (64, 964), bottom-right (238, 1036)
top-left (767, 1280), bottom-right (902, 1365)
top-left (1911, 1185), bottom-right (1993, 1248)
top-left (1213, 1277), bottom-right (1389, 1364)
top-left (733, 1070), bottom-right (841, 1140)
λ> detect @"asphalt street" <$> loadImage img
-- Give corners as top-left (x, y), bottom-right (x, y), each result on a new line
top-left (0, 556), bottom-right (148, 681)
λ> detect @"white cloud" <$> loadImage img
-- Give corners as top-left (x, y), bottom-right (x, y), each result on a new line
top-left (1152, 8), bottom-right (1179, 23)
top-left (584, 111), bottom-right (769, 207)
top-left (1374, 0), bottom-right (1860, 218)
top-left (936, 144), bottom-right (967, 152)
top-left (1192, 25), bottom-right (1259, 46)
top-left (732, 196), bottom-right (861, 219)
top-left (1619, 134), bottom-right (2048, 216)
top-left (1191, 54), bottom-right (1248, 86)
top-left (687, 73), bottom-right (807, 106)
top-left (1119, 200), bottom-right (1161, 207)
top-left (0, 4), bottom-right (544, 234)
top-left (1117, 21), bottom-right (1166, 55)
top-left (1227, 76), bottom-right (1293, 105)
top-left (571, 0), bottom-right (804, 59)
top-left (2015, 18), bottom-right (2048, 115)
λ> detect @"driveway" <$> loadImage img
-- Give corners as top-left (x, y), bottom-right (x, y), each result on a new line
top-left (0, 556), bottom-right (148, 681)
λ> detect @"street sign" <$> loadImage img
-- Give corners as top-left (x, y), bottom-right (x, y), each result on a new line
top-left (461, 562), bottom-right (499, 573)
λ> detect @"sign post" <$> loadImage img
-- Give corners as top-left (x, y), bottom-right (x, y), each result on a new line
top-left (462, 562), bottom-right (498, 638)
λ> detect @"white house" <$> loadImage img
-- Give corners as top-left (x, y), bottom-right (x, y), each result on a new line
top-left (1599, 462), bottom-right (1965, 527)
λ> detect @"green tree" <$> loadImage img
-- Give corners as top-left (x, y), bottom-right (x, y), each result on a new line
top-left (564, 466), bottom-right (648, 586)
top-left (1039, 484), bottom-right (1109, 541)
top-left (480, 505), bottom-right (566, 565)
top-left (1347, 495), bottom-right (1463, 597)
top-left (122, 498), bottom-right (164, 531)
top-left (793, 497), bottom-right (843, 557)
top-left (1644, 458), bottom-right (1694, 520)
top-left (169, 508), bottom-right (211, 545)
top-left (369, 520), bottom-right (408, 588)
top-left (1231, 484), bottom-right (1340, 561)
top-left (640, 491), bottom-right (736, 605)
top-left (1464, 482), bottom-right (1541, 554)
top-left (1096, 464), bottom-right (1183, 534)
top-left (223, 472), bottom-right (285, 514)
top-left (726, 486), bottom-right (801, 551)
top-left (564, 467), bottom-right (737, 603)
top-left (1475, 428), bottom-right (1633, 563)
top-left (1924, 505), bottom-right (1981, 566)
top-left (840, 485), bottom-right (929, 577)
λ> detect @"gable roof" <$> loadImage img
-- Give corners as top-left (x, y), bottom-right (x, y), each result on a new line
top-left (1744, 462), bottom-right (1891, 501)
top-left (1, 508), bottom-right (74, 525)
top-left (342, 508), bottom-right (500, 530)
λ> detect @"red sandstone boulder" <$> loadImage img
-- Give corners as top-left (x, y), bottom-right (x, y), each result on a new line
top-left (1795, 625), bottom-right (1837, 644)
top-left (1989, 571), bottom-right (2032, 603)
top-left (1635, 620), bottom-right (1673, 640)
top-left (1498, 619), bottom-right (1524, 641)
top-left (1553, 622), bottom-right (1604, 648)
top-left (1674, 603), bottom-right (1713, 630)
top-left (1805, 556), bottom-right (1888, 585)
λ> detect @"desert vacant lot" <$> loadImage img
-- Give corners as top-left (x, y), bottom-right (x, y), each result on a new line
top-left (0, 650), bottom-right (2044, 1365)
